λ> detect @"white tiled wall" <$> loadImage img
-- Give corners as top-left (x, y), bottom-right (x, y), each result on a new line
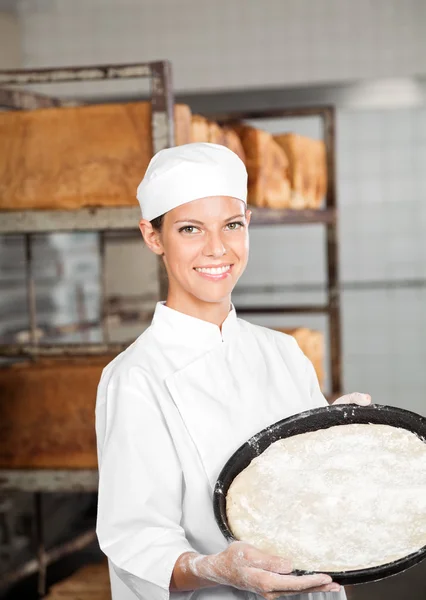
top-left (16, 0), bottom-right (426, 95)
top-left (0, 11), bottom-right (21, 68)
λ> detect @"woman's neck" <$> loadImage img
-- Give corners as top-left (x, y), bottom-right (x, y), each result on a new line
top-left (165, 294), bottom-right (232, 329)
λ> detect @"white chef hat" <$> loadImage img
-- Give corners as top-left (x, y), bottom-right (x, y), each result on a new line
top-left (136, 142), bottom-right (248, 221)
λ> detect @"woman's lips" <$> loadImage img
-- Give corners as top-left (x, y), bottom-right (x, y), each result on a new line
top-left (194, 264), bottom-right (233, 280)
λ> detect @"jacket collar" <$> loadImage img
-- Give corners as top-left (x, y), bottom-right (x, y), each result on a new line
top-left (151, 301), bottom-right (238, 347)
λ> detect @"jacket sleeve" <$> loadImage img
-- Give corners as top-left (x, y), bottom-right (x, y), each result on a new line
top-left (95, 366), bottom-right (195, 600)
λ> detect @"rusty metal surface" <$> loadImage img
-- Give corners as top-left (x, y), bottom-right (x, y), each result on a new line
top-left (150, 60), bottom-right (174, 154)
top-left (24, 235), bottom-right (38, 347)
top-left (150, 61), bottom-right (174, 300)
top-left (249, 206), bottom-right (335, 225)
top-left (0, 528), bottom-right (97, 591)
top-left (0, 87), bottom-right (63, 110)
top-left (98, 232), bottom-right (110, 344)
top-left (323, 106), bottom-right (342, 396)
top-left (212, 105), bottom-right (333, 123)
top-left (0, 470), bottom-right (98, 493)
top-left (34, 493), bottom-right (47, 597)
top-left (0, 206), bottom-right (335, 234)
top-left (0, 342), bottom-right (126, 357)
top-left (0, 62), bottom-right (153, 86)
top-left (0, 207), bottom-right (142, 234)
top-left (235, 304), bottom-right (329, 315)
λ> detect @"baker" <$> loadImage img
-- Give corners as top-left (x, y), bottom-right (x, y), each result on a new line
top-left (95, 142), bottom-right (371, 600)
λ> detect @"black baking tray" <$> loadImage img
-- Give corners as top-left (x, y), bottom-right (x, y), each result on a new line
top-left (213, 403), bottom-right (426, 585)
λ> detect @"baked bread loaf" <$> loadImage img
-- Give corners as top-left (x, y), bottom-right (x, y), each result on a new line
top-left (0, 101), bottom-right (191, 211)
top-left (235, 125), bottom-right (291, 209)
top-left (274, 133), bottom-right (327, 209)
top-left (45, 560), bottom-right (110, 599)
top-left (0, 356), bottom-right (114, 468)
top-left (190, 115), bottom-right (246, 164)
top-left (190, 114), bottom-right (210, 143)
top-left (207, 120), bottom-right (225, 145)
top-left (222, 127), bottom-right (246, 163)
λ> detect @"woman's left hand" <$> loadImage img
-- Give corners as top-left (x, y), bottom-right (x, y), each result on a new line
top-left (333, 392), bottom-right (371, 406)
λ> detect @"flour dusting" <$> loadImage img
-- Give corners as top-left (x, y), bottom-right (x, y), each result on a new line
top-left (226, 424), bottom-right (426, 572)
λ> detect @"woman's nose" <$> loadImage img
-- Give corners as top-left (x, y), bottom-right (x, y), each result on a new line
top-left (204, 232), bottom-right (227, 257)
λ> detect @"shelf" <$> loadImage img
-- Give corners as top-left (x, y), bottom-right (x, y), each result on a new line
top-left (236, 304), bottom-right (330, 314)
top-left (0, 529), bottom-right (97, 591)
top-left (0, 342), bottom-right (126, 358)
top-left (0, 207), bottom-right (142, 234)
top-left (249, 206), bottom-right (335, 226)
top-left (0, 469), bottom-right (99, 492)
top-left (0, 206), bottom-right (335, 234)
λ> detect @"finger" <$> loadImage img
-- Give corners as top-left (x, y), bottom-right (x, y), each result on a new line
top-left (264, 584), bottom-right (341, 599)
top-left (334, 392), bottom-right (371, 406)
top-left (245, 546), bottom-right (293, 573)
top-left (258, 571), bottom-right (333, 592)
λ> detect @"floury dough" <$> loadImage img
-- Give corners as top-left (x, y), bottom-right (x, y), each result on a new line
top-left (226, 424), bottom-right (426, 572)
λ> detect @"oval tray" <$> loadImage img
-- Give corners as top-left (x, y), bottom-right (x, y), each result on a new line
top-left (213, 403), bottom-right (426, 585)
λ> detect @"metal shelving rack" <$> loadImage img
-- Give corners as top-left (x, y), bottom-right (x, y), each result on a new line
top-left (213, 106), bottom-right (342, 398)
top-left (0, 64), bottom-right (342, 596)
top-left (0, 60), bottom-right (175, 597)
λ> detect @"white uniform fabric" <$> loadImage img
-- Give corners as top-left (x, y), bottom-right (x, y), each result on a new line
top-left (95, 302), bottom-right (346, 600)
top-left (136, 143), bottom-right (248, 221)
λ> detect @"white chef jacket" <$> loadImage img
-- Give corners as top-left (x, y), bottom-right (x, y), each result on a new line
top-left (95, 302), bottom-right (346, 600)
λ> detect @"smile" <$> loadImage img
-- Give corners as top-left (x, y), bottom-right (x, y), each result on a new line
top-left (194, 265), bottom-right (231, 275)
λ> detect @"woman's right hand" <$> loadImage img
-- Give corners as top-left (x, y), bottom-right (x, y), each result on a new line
top-left (190, 542), bottom-right (341, 599)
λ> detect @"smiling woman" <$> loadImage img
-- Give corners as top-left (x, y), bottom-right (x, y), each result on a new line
top-left (94, 142), bottom-right (355, 600)
top-left (138, 143), bottom-right (250, 325)
top-left (140, 194), bottom-right (251, 321)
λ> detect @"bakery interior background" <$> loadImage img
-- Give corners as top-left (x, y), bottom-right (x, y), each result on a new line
top-left (0, 0), bottom-right (425, 599)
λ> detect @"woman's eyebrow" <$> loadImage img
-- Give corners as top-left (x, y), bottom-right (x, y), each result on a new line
top-left (174, 214), bottom-right (245, 225)
top-left (174, 219), bottom-right (204, 225)
top-left (225, 214), bottom-right (245, 221)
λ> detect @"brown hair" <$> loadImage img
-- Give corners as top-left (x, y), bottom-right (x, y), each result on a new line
top-left (150, 214), bottom-right (165, 231)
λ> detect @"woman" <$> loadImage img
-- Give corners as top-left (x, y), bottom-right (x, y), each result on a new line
top-left (95, 143), bottom-right (370, 600)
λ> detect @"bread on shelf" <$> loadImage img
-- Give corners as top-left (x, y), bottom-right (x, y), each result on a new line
top-left (222, 127), bottom-right (246, 163)
top-left (190, 114), bottom-right (225, 145)
top-left (207, 120), bottom-right (226, 145)
top-left (0, 357), bottom-right (114, 468)
top-left (45, 560), bottom-right (110, 599)
top-left (234, 125), bottom-right (291, 209)
top-left (273, 133), bottom-right (327, 209)
top-left (190, 114), bottom-right (210, 143)
top-left (0, 101), bottom-right (192, 211)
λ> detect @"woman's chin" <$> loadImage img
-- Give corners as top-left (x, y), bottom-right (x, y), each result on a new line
top-left (191, 286), bottom-right (234, 305)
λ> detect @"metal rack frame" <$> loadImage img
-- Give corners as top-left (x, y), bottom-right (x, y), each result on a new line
top-left (0, 60), bottom-right (174, 597)
top-left (212, 105), bottom-right (342, 397)
top-left (0, 65), bottom-right (342, 595)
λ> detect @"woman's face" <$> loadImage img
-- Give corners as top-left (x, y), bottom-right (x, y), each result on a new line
top-left (140, 196), bottom-right (251, 307)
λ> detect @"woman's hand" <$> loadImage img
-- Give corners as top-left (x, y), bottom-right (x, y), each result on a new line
top-left (333, 392), bottom-right (371, 406)
top-left (182, 542), bottom-right (341, 598)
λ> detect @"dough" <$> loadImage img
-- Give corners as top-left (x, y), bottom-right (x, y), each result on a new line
top-left (226, 424), bottom-right (426, 572)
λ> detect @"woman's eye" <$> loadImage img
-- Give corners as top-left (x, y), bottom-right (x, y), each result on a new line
top-left (179, 226), bottom-right (198, 234)
top-left (226, 221), bottom-right (244, 230)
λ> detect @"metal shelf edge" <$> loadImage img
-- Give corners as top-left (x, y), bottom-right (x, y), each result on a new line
top-left (0, 207), bottom-right (142, 234)
top-left (0, 469), bottom-right (99, 492)
top-left (236, 305), bottom-right (330, 314)
top-left (0, 206), bottom-right (335, 233)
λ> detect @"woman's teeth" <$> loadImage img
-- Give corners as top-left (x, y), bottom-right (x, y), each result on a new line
top-left (195, 265), bottom-right (231, 275)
